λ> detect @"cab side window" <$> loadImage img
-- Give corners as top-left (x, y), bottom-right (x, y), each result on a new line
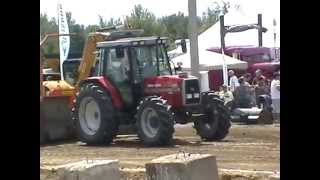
top-left (91, 50), bottom-right (102, 76)
top-left (105, 47), bottom-right (130, 83)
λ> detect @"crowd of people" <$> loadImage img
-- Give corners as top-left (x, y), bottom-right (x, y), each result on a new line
top-left (218, 69), bottom-right (280, 121)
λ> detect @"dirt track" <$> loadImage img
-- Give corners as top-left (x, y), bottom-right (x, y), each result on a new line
top-left (40, 124), bottom-right (280, 172)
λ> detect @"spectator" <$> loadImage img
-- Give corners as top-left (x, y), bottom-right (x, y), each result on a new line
top-left (255, 76), bottom-right (270, 104)
top-left (270, 72), bottom-right (280, 121)
top-left (234, 77), bottom-right (252, 108)
top-left (228, 70), bottom-right (239, 92)
top-left (243, 73), bottom-right (256, 106)
top-left (244, 73), bottom-right (252, 85)
top-left (219, 85), bottom-right (234, 105)
top-left (252, 69), bottom-right (266, 86)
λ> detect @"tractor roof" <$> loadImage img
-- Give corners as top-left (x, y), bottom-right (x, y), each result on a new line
top-left (97, 36), bottom-right (168, 48)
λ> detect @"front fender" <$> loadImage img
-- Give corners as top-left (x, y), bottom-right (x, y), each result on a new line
top-left (200, 92), bottom-right (231, 116)
top-left (79, 77), bottom-right (124, 109)
top-left (200, 91), bottom-right (225, 105)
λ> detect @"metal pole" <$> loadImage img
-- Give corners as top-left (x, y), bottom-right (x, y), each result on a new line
top-left (188, 0), bottom-right (200, 78)
top-left (220, 15), bottom-right (228, 86)
top-left (258, 14), bottom-right (263, 47)
top-left (220, 15), bottom-right (226, 52)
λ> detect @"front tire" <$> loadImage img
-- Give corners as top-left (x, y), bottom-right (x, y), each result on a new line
top-left (194, 96), bottom-right (231, 141)
top-left (73, 83), bottom-right (117, 145)
top-left (136, 96), bottom-right (174, 146)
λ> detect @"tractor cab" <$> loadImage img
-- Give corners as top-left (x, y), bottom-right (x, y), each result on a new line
top-left (91, 37), bottom-right (173, 110)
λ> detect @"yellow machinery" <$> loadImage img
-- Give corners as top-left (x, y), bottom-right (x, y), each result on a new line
top-left (40, 31), bottom-right (109, 144)
top-left (40, 33), bottom-right (75, 144)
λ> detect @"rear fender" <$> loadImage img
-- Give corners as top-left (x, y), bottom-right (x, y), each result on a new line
top-left (79, 77), bottom-right (124, 109)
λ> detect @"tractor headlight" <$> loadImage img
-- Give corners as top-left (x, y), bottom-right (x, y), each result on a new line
top-left (194, 93), bottom-right (200, 98)
top-left (186, 94), bottom-right (192, 99)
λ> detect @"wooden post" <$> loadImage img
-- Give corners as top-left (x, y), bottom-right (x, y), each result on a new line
top-left (258, 14), bottom-right (263, 47)
top-left (220, 15), bottom-right (226, 52)
top-left (188, 0), bottom-right (200, 78)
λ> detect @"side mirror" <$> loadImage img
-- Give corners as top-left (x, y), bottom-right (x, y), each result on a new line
top-left (181, 39), bottom-right (187, 53)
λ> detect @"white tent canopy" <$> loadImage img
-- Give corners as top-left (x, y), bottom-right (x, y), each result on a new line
top-left (172, 42), bottom-right (248, 71)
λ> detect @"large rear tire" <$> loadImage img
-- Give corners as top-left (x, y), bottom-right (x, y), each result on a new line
top-left (194, 95), bottom-right (231, 141)
top-left (73, 83), bottom-right (118, 145)
top-left (136, 96), bottom-right (174, 146)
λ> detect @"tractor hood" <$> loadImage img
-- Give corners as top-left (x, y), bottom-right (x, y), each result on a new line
top-left (144, 75), bottom-right (183, 92)
top-left (144, 75), bottom-right (200, 108)
top-left (144, 74), bottom-right (197, 89)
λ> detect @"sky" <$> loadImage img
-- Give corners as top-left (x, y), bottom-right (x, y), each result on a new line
top-left (40, 0), bottom-right (280, 26)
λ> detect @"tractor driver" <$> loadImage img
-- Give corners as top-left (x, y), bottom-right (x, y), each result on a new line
top-left (142, 48), bottom-right (157, 77)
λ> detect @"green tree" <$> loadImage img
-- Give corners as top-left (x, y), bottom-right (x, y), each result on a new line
top-left (66, 12), bottom-right (86, 55)
top-left (199, 1), bottom-right (231, 33)
top-left (40, 13), bottom-right (59, 54)
top-left (98, 15), bottom-right (123, 28)
top-left (40, 1), bottom-right (234, 55)
top-left (160, 12), bottom-right (189, 40)
top-left (125, 4), bottom-right (166, 36)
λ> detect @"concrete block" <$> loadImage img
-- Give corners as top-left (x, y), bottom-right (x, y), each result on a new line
top-left (219, 169), bottom-right (279, 180)
top-left (41, 160), bottom-right (120, 180)
top-left (145, 153), bottom-right (218, 180)
top-left (120, 168), bottom-right (146, 180)
top-left (269, 174), bottom-right (280, 180)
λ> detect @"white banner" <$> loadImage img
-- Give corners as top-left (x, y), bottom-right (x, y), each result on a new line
top-left (57, 3), bottom-right (70, 80)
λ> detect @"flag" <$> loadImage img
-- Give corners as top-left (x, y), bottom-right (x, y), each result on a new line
top-left (57, 3), bottom-right (70, 80)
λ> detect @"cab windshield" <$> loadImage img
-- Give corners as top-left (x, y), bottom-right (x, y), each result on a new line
top-left (130, 44), bottom-right (171, 79)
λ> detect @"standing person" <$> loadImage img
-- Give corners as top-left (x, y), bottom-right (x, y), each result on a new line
top-left (244, 73), bottom-right (256, 106)
top-left (255, 77), bottom-right (269, 95)
top-left (234, 77), bottom-right (252, 108)
top-left (255, 76), bottom-right (270, 105)
top-left (270, 72), bottom-right (280, 121)
top-left (252, 69), bottom-right (266, 86)
top-left (228, 70), bottom-right (239, 92)
top-left (244, 73), bottom-right (252, 85)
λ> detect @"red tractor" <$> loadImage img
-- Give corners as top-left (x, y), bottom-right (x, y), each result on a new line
top-left (73, 32), bottom-right (231, 146)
